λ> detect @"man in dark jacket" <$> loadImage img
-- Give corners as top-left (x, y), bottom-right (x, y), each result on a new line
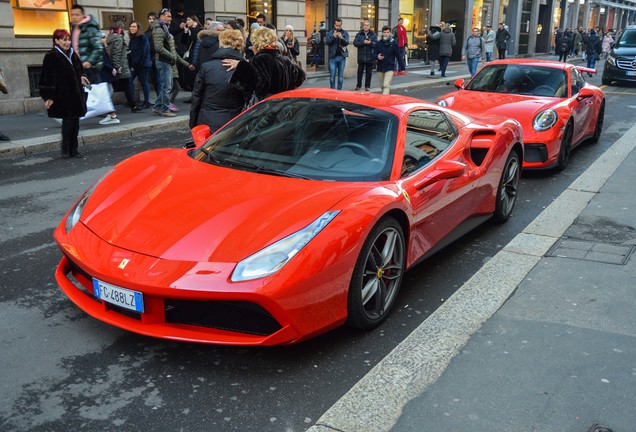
top-left (556, 30), bottom-right (572, 62)
top-left (70, 4), bottom-right (103, 83)
top-left (495, 22), bottom-right (511, 59)
top-left (353, 20), bottom-right (376, 91)
top-left (583, 29), bottom-right (602, 75)
top-left (145, 12), bottom-right (160, 99)
top-left (376, 26), bottom-right (398, 94)
top-left (326, 18), bottom-right (350, 90)
top-left (427, 24), bottom-right (441, 76)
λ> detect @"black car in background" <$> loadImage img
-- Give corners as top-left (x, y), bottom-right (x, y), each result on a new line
top-left (602, 26), bottom-right (636, 86)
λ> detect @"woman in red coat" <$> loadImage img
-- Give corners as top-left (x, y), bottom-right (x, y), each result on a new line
top-left (39, 29), bottom-right (90, 158)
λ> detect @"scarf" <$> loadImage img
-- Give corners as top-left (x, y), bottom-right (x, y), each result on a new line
top-left (55, 45), bottom-right (75, 65)
top-left (71, 14), bottom-right (92, 58)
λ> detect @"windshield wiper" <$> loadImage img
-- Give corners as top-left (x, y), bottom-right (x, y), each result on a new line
top-left (200, 146), bottom-right (223, 165)
top-left (225, 158), bottom-right (310, 179)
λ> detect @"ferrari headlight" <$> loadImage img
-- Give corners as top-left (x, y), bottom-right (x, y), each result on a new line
top-left (436, 100), bottom-right (448, 107)
top-left (606, 53), bottom-right (616, 66)
top-left (65, 169), bottom-right (113, 233)
top-left (231, 210), bottom-right (340, 282)
top-left (532, 109), bottom-right (558, 131)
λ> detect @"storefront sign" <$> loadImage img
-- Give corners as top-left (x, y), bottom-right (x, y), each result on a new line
top-left (101, 11), bottom-right (134, 28)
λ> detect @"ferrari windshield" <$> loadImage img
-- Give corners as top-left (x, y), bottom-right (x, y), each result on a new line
top-left (194, 98), bottom-right (398, 182)
top-left (466, 64), bottom-right (567, 98)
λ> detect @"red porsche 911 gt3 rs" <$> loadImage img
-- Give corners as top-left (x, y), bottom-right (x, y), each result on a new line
top-left (54, 89), bottom-right (523, 345)
top-left (436, 59), bottom-right (605, 170)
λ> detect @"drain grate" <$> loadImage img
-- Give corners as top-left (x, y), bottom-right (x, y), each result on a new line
top-left (547, 239), bottom-right (635, 265)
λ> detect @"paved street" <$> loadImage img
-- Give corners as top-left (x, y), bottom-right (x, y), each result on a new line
top-left (1, 61), bottom-right (636, 431)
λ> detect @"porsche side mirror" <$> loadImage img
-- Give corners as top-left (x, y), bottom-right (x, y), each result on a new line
top-left (577, 87), bottom-right (594, 101)
top-left (191, 124), bottom-right (212, 147)
top-left (454, 78), bottom-right (465, 89)
top-left (414, 160), bottom-right (467, 190)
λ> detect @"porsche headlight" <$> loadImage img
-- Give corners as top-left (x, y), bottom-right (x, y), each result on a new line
top-left (65, 169), bottom-right (113, 233)
top-left (606, 53), bottom-right (616, 66)
top-left (532, 109), bottom-right (558, 131)
top-left (231, 210), bottom-right (340, 282)
top-left (436, 100), bottom-right (448, 107)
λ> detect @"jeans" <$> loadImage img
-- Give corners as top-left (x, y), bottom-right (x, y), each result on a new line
top-left (586, 53), bottom-right (597, 71)
top-left (130, 66), bottom-right (150, 104)
top-left (154, 60), bottom-right (172, 112)
top-left (467, 57), bottom-right (480, 77)
top-left (485, 51), bottom-right (492, 62)
top-left (396, 46), bottom-right (406, 72)
top-left (356, 62), bottom-right (373, 88)
top-left (329, 56), bottom-right (346, 90)
top-left (439, 56), bottom-right (450, 76)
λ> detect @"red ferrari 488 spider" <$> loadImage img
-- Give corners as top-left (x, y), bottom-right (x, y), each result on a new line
top-left (54, 89), bottom-right (523, 345)
top-left (436, 59), bottom-right (605, 170)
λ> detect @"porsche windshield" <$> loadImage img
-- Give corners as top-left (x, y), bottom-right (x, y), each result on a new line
top-left (466, 64), bottom-right (567, 98)
top-left (193, 98), bottom-right (398, 182)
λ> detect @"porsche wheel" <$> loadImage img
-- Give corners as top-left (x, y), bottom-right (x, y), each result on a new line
top-left (493, 150), bottom-right (521, 223)
top-left (347, 217), bottom-right (405, 330)
top-left (556, 122), bottom-right (573, 171)
top-left (591, 101), bottom-right (605, 144)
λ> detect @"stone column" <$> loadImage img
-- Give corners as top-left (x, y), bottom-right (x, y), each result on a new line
top-left (582, 0), bottom-right (591, 29)
top-left (491, 0), bottom-right (501, 28)
top-left (431, 0), bottom-right (442, 25)
top-left (527, 0), bottom-right (541, 56)
top-left (572, 0), bottom-right (581, 28)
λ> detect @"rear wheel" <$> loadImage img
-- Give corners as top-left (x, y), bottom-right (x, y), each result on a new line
top-left (556, 122), bottom-right (573, 171)
top-left (493, 150), bottom-right (521, 223)
top-left (347, 217), bottom-right (405, 330)
top-left (591, 101), bottom-right (605, 144)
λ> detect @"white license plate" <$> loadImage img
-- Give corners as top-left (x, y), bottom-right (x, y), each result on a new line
top-left (93, 279), bottom-right (144, 313)
top-left (627, 71), bottom-right (636, 76)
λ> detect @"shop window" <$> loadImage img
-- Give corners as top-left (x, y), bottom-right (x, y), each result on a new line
top-left (11, 0), bottom-right (70, 36)
top-left (360, 0), bottom-right (377, 31)
top-left (28, 66), bottom-right (42, 97)
top-left (247, 0), bottom-right (275, 26)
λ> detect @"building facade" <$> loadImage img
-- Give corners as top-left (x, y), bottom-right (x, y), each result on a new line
top-left (1, 0), bottom-right (635, 115)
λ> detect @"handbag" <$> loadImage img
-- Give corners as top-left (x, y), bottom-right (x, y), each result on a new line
top-left (81, 82), bottom-right (115, 120)
top-left (183, 41), bottom-right (194, 60)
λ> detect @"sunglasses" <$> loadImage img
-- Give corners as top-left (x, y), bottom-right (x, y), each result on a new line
top-left (160, 8), bottom-right (170, 14)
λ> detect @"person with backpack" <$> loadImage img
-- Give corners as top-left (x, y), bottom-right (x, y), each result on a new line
top-left (583, 29), bottom-right (602, 76)
top-left (495, 22), bottom-right (511, 59)
top-left (462, 27), bottom-right (485, 77)
top-left (556, 29), bottom-right (572, 62)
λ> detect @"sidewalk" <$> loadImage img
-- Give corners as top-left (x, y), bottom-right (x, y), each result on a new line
top-left (0, 59), bottom-right (471, 159)
top-left (309, 123), bottom-right (636, 432)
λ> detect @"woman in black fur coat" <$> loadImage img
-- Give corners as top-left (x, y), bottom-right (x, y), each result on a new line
top-left (39, 29), bottom-right (90, 158)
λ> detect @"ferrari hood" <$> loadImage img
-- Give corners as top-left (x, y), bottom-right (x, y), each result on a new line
top-left (79, 149), bottom-right (363, 262)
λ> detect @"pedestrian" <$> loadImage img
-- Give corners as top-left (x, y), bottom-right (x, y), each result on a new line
top-left (601, 31), bottom-right (614, 58)
top-left (69, 4), bottom-right (103, 84)
top-left (353, 20), bottom-right (376, 91)
top-left (169, 3), bottom-right (188, 90)
top-left (282, 25), bottom-right (300, 64)
top-left (245, 13), bottom-right (266, 61)
top-left (427, 23), bottom-right (442, 76)
top-left (39, 29), bottom-right (90, 158)
top-left (392, 17), bottom-right (408, 75)
top-left (438, 22), bottom-right (456, 78)
top-left (482, 24), bottom-right (495, 62)
top-left (326, 18), bottom-right (349, 90)
top-left (181, 14), bottom-right (203, 98)
top-left (106, 21), bottom-right (140, 113)
top-left (145, 12), bottom-right (160, 100)
top-left (189, 29), bottom-right (255, 133)
top-left (572, 27), bottom-right (582, 56)
top-left (375, 25), bottom-right (398, 94)
top-left (128, 20), bottom-right (152, 109)
top-left (152, 7), bottom-right (194, 117)
top-left (97, 32), bottom-right (121, 125)
top-left (0, 65), bottom-right (9, 141)
top-left (462, 27), bottom-right (485, 77)
top-left (198, 21), bottom-right (225, 65)
top-left (495, 22), bottom-right (511, 59)
top-left (224, 26), bottom-right (306, 101)
top-left (583, 29), bottom-right (602, 76)
top-left (556, 29), bottom-right (572, 62)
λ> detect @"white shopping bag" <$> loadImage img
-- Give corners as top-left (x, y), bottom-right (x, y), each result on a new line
top-left (81, 82), bottom-right (115, 120)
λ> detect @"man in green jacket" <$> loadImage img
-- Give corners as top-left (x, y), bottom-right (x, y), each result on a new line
top-left (70, 4), bottom-right (103, 84)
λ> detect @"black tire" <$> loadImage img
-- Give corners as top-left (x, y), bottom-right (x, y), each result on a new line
top-left (347, 217), bottom-right (405, 330)
top-left (556, 122), bottom-right (573, 171)
top-left (493, 150), bottom-right (521, 223)
top-left (601, 75), bottom-right (611, 86)
top-left (591, 101), bottom-right (605, 144)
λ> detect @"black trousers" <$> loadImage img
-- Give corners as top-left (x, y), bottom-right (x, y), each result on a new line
top-left (356, 62), bottom-right (373, 88)
top-left (61, 116), bottom-right (80, 156)
top-left (497, 46), bottom-right (506, 59)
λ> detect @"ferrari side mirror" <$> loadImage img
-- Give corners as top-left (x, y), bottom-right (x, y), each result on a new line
top-left (414, 160), bottom-right (467, 190)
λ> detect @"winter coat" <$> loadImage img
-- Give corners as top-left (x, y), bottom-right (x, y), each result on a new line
top-left (583, 33), bottom-right (602, 56)
top-left (128, 33), bottom-right (152, 70)
top-left (197, 29), bottom-right (221, 65)
top-left (152, 19), bottom-right (190, 75)
top-left (169, 13), bottom-right (187, 55)
top-left (375, 35), bottom-right (399, 73)
top-left (144, 27), bottom-right (156, 63)
top-left (482, 29), bottom-right (496, 53)
top-left (99, 50), bottom-right (117, 83)
top-left (282, 37), bottom-right (300, 61)
top-left (106, 33), bottom-right (131, 79)
top-left (353, 29), bottom-right (377, 64)
top-left (231, 49), bottom-right (306, 100)
top-left (496, 27), bottom-right (511, 50)
top-left (572, 31), bottom-right (582, 50)
top-left (182, 26), bottom-right (201, 58)
top-left (557, 33), bottom-right (573, 53)
top-left (439, 27), bottom-right (456, 57)
top-left (189, 48), bottom-right (253, 131)
top-left (602, 34), bottom-right (614, 52)
top-left (462, 35), bottom-right (485, 59)
top-left (427, 26), bottom-right (442, 61)
top-left (39, 47), bottom-right (87, 119)
top-left (326, 29), bottom-right (350, 59)
top-left (71, 14), bottom-right (103, 70)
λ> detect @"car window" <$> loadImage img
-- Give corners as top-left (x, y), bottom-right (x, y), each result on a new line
top-left (401, 109), bottom-right (456, 177)
top-left (570, 68), bottom-right (584, 95)
top-left (617, 29), bottom-right (636, 47)
top-left (195, 99), bottom-right (398, 182)
top-left (466, 64), bottom-right (567, 97)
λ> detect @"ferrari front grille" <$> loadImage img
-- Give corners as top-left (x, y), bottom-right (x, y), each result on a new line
top-left (164, 300), bottom-right (283, 336)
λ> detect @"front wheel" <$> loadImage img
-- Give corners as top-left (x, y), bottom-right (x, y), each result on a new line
top-left (591, 101), bottom-right (605, 144)
top-left (347, 217), bottom-right (405, 330)
top-left (556, 122), bottom-right (573, 171)
top-left (493, 150), bottom-right (521, 223)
